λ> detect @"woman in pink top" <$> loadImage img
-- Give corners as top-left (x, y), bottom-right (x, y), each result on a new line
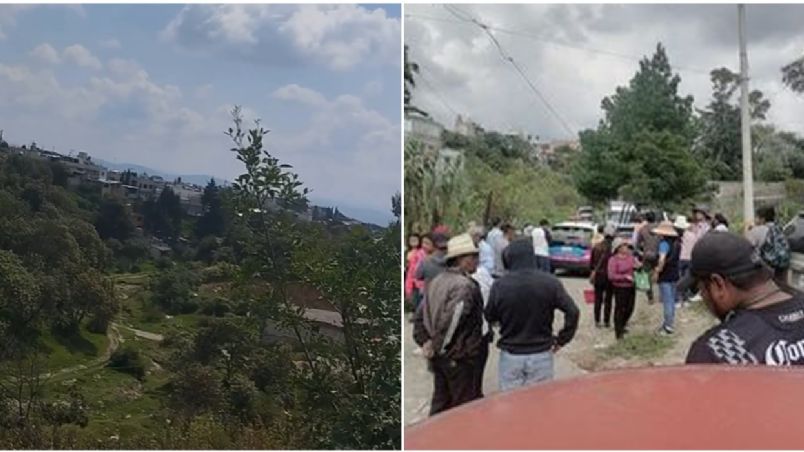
top-left (608, 238), bottom-right (642, 339)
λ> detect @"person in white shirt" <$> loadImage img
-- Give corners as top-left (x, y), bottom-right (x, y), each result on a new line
top-left (712, 213), bottom-right (729, 232)
top-left (492, 224), bottom-right (515, 277)
top-left (486, 217), bottom-right (503, 275)
top-left (531, 219), bottom-right (552, 273)
top-left (469, 225), bottom-right (495, 276)
top-left (470, 226), bottom-right (495, 338)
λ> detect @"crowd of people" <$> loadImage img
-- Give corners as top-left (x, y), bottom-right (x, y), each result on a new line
top-left (405, 204), bottom-right (803, 418)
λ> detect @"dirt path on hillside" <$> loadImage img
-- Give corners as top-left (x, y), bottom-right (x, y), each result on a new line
top-left (24, 323), bottom-right (163, 384)
top-left (118, 324), bottom-right (164, 342)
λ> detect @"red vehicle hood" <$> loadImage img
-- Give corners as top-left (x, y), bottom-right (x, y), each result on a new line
top-left (406, 365), bottom-right (804, 450)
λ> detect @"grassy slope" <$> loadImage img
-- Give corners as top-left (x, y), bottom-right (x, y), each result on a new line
top-left (38, 325), bottom-right (109, 371)
top-left (40, 271), bottom-right (203, 444)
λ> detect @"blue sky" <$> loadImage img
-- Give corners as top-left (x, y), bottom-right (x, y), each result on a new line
top-left (0, 4), bottom-right (401, 224)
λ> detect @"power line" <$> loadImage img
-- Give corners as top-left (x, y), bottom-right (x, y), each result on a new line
top-left (442, 5), bottom-right (576, 137)
top-left (406, 11), bottom-right (778, 83)
top-left (417, 68), bottom-right (459, 118)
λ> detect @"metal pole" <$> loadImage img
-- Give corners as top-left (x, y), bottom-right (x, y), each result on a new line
top-left (739, 4), bottom-right (755, 226)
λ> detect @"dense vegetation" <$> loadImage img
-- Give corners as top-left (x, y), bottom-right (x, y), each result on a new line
top-left (405, 137), bottom-right (580, 234)
top-left (0, 108), bottom-right (400, 449)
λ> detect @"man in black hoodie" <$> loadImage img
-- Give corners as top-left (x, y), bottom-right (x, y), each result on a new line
top-left (485, 238), bottom-right (580, 391)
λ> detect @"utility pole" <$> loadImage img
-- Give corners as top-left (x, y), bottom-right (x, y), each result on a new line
top-left (738, 4), bottom-right (755, 226)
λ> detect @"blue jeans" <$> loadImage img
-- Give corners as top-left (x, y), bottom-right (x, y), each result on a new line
top-left (498, 350), bottom-right (554, 392)
top-left (659, 282), bottom-right (677, 329)
top-left (535, 255), bottom-right (551, 273)
top-left (677, 260), bottom-right (692, 301)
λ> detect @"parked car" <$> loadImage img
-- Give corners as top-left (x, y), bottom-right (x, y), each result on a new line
top-left (615, 223), bottom-right (636, 244)
top-left (576, 206), bottom-right (595, 222)
top-left (549, 221), bottom-right (596, 275)
top-left (607, 201), bottom-right (669, 227)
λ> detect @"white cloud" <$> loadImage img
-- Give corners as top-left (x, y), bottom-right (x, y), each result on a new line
top-left (265, 83), bottom-right (400, 211)
top-left (0, 4), bottom-right (34, 40)
top-left (279, 5), bottom-right (400, 71)
top-left (30, 43), bottom-right (60, 64)
top-left (273, 83), bottom-right (327, 107)
top-left (0, 58), bottom-right (209, 164)
top-left (162, 4), bottom-right (399, 71)
top-left (63, 44), bottom-right (103, 71)
top-left (194, 83), bottom-right (213, 99)
top-left (362, 80), bottom-right (384, 98)
top-left (99, 38), bottom-right (121, 49)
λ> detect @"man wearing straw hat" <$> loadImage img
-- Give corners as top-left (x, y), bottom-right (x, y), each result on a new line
top-left (420, 233), bottom-right (488, 415)
top-left (652, 220), bottom-right (682, 334)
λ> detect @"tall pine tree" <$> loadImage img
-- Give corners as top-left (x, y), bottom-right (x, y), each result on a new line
top-left (574, 43), bottom-right (708, 206)
top-left (195, 178), bottom-right (226, 239)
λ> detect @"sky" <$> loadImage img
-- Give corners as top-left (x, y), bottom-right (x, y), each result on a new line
top-left (0, 4), bottom-right (401, 225)
top-left (406, 4), bottom-right (804, 142)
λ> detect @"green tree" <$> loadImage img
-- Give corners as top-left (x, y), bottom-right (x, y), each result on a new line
top-left (195, 179), bottom-right (227, 239)
top-left (150, 266), bottom-right (199, 314)
top-left (782, 55), bottom-right (804, 93)
top-left (0, 250), bottom-right (41, 346)
top-left (404, 45), bottom-right (427, 116)
top-left (695, 67), bottom-right (771, 180)
top-left (753, 124), bottom-right (803, 181)
top-left (574, 43), bottom-right (708, 206)
top-left (143, 187), bottom-right (183, 241)
top-left (95, 198), bottom-right (135, 241)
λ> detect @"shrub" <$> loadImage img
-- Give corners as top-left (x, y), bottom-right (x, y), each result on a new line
top-left (150, 266), bottom-right (200, 315)
top-left (108, 346), bottom-right (147, 380)
top-left (199, 297), bottom-right (231, 317)
top-left (155, 256), bottom-right (173, 270)
top-left (201, 262), bottom-right (238, 284)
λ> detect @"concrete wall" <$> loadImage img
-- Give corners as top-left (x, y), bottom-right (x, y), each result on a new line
top-left (712, 181), bottom-right (787, 203)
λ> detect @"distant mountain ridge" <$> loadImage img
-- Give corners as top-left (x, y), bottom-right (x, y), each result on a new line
top-left (95, 159), bottom-right (230, 187)
top-left (95, 159), bottom-right (390, 227)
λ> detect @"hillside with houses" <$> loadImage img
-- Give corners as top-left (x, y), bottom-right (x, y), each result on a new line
top-left (0, 121), bottom-right (400, 449)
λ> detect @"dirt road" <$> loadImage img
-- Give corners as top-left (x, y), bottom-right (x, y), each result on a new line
top-left (28, 323), bottom-right (164, 384)
top-left (404, 275), bottom-right (717, 425)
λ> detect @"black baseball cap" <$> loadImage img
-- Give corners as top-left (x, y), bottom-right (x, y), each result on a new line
top-left (678, 231), bottom-right (765, 291)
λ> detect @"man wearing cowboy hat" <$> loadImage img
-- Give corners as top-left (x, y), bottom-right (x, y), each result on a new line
top-left (484, 238), bottom-right (579, 391)
top-left (684, 232), bottom-right (804, 365)
top-left (652, 220), bottom-right (682, 334)
top-left (419, 233), bottom-right (488, 415)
